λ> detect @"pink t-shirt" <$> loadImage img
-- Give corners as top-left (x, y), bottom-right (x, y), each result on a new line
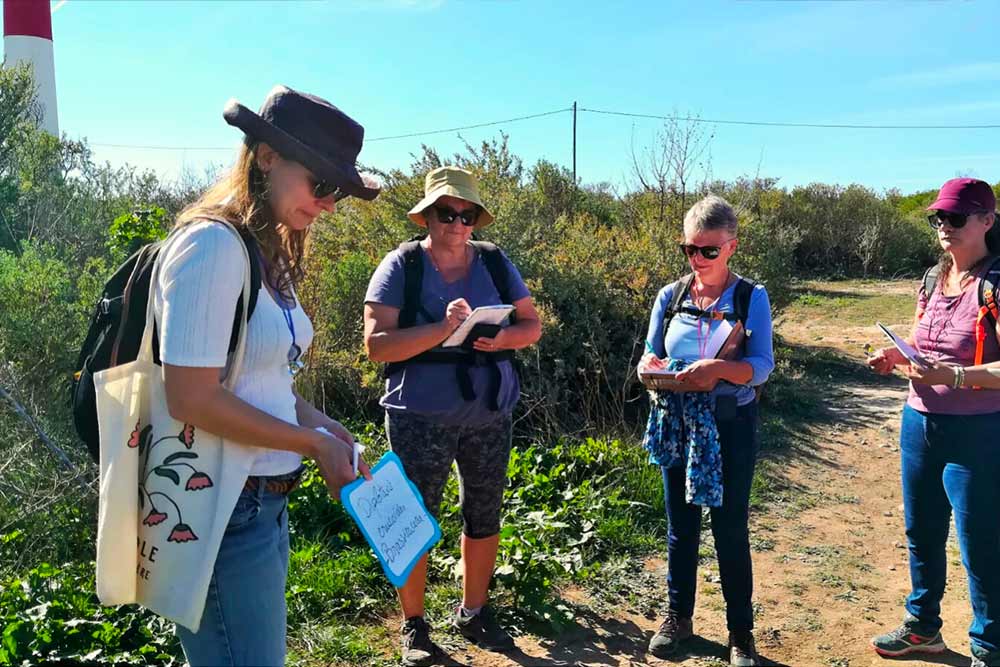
top-left (907, 267), bottom-right (1000, 415)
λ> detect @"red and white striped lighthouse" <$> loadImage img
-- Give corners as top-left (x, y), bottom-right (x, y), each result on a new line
top-left (3, 0), bottom-right (59, 135)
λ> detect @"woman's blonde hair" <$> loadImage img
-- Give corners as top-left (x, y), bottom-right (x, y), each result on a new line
top-left (176, 137), bottom-right (307, 298)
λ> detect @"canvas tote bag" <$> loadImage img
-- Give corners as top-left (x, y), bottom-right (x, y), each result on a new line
top-left (94, 219), bottom-right (260, 631)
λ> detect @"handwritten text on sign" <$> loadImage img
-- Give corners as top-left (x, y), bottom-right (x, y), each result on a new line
top-left (341, 453), bottom-right (441, 588)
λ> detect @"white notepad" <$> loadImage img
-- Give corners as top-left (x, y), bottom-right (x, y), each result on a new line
top-left (441, 305), bottom-right (516, 348)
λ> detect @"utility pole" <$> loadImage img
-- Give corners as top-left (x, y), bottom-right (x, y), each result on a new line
top-left (572, 101), bottom-right (577, 187)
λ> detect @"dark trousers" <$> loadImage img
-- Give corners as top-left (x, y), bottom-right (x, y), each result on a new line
top-left (900, 404), bottom-right (1000, 655)
top-left (662, 401), bottom-right (759, 632)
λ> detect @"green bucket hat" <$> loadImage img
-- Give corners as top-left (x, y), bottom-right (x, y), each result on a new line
top-left (407, 166), bottom-right (495, 229)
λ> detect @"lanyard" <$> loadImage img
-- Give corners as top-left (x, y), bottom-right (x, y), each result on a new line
top-left (697, 316), bottom-right (711, 359)
top-left (257, 245), bottom-right (303, 376)
top-left (281, 302), bottom-right (304, 376)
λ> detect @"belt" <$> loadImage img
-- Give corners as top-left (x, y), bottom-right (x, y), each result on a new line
top-left (243, 466), bottom-right (305, 496)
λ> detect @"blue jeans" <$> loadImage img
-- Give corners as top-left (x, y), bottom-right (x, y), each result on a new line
top-left (900, 404), bottom-right (1000, 656)
top-left (662, 401), bottom-right (759, 632)
top-left (176, 481), bottom-right (291, 666)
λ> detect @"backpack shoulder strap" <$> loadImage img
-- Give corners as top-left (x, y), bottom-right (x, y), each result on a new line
top-left (922, 264), bottom-right (940, 302)
top-left (667, 274), bottom-right (695, 314)
top-left (978, 256), bottom-right (1000, 326)
top-left (470, 241), bottom-right (516, 324)
top-left (733, 277), bottom-right (757, 328)
top-left (469, 241), bottom-right (509, 298)
top-left (660, 273), bottom-right (695, 334)
top-left (229, 230), bottom-right (261, 353)
top-left (398, 238), bottom-right (426, 329)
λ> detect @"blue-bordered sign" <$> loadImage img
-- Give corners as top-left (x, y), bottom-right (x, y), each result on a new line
top-left (340, 452), bottom-right (441, 588)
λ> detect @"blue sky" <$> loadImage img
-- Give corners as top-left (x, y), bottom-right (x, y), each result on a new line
top-left (25, 0), bottom-right (1000, 193)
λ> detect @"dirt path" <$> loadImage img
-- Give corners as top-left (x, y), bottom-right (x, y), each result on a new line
top-left (415, 317), bottom-right (978, 667)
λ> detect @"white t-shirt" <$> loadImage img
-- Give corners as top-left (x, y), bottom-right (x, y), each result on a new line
top-left (152, 220), bottom-right (314, 476)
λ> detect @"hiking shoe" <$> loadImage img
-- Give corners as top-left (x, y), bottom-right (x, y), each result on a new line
top-left (454, 604), bottom-right (515, 652)
top-left (971, 648), bottom-right (1000, 667)
top-left (729, 631), bottom-right (758, 667)
top-left (401, 616), bottom-right (439, 667)
top-left (648, 611), bottom-right (693, 658)
top-left (870, 616), bottom-right (946, 657)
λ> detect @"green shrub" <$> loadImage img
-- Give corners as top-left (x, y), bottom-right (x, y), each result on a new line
top-left (0, 562), bottom-right (180, 665)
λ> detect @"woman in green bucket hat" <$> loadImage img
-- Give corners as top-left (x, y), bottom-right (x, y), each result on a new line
top-left (363, 166), bottom-right (542, 665)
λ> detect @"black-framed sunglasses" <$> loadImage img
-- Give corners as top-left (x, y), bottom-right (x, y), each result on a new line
top-left (432, 204), bottom-right (480, 227)
top-left (309, 176), bottom-right (348, 203)
top-left (926, 210), bottom-right (988, 230)
top-left (678, 242), bottom-right (727, 260)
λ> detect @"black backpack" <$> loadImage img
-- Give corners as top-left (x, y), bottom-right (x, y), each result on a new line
top-left (397, 236), bottom-right (515, 327)
top-left (663, 273), bottom-right (757, 333)
top-left (71, 225), bottom-right (261, 463)
top-left (384, 236), bottom-right (516, 411)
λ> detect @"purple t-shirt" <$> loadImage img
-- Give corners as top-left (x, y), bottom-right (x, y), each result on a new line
top-left (908, 268), bottom-right (1000, 415)
top-left (365, 244), bottom-right (531, 425)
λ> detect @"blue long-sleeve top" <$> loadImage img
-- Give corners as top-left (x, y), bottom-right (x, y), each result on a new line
top-left (644, 275), bottom-right (775, 406)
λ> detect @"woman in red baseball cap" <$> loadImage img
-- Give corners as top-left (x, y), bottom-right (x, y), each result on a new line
top-left (868, 178), bottom-right (1000, 666)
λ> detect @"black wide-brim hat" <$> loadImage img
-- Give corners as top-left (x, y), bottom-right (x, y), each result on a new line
top-left (224, 85), bottom-right (380, 201)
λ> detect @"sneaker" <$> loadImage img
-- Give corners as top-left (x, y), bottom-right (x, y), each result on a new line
top-left (454, 604), bottom-right (515, 652)
top-left (648, 611), bottom-right (693, 658)
top-left (870, 616), bottom-right (946, 657)
top-left (401, 616), bottom-right (439, 667)
top-left (971, 647), bottom-right (1000, 667)
top-left (729, 631), bottom-right (758, 667)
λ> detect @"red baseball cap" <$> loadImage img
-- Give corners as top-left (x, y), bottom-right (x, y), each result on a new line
top-left (927, 178), bottom-right (996, 215)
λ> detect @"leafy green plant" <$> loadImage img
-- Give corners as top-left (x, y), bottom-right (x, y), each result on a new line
top-left (106, 207), bottom-right (169, 261)
top-left (0, 562), bottom-right (180, 665)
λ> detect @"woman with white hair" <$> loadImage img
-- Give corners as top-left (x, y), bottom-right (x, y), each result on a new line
top-left (638, 195), bottom-right (774, 667)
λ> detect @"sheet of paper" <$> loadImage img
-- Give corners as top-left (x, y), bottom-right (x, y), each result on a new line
top-left (340, 452), bottom-right (441, 588)
top-left (441, 305), bottom-right (515, 348)
top-left (703, 319), bottom-right (734, 359)
top-left (876, 322), bottom-right (929, 368)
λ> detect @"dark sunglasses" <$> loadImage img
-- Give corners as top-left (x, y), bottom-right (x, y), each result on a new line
top-left (309, 176), bottom-right (348, 203)
top-left (678, 242), bottom-right (727, 260)
top-left (926, 210), bottom-right (987, 230)
top-left (432, 204), bottom-right (480, 227)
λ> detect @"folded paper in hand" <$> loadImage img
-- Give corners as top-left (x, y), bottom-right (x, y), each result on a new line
top-left (877, 322), bottom-right (929, 368)
top-left (442, 305), bottom-right (515, 348)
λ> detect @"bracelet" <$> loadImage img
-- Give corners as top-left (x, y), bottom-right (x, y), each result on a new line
top-left (953, 365), bottom-right (965, 389)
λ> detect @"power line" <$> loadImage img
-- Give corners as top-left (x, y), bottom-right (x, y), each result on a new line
top-left (366, 107), bottom-right (572, 142)
top-left (87, 102), bottom-right (1000, 153)
top-left (90, 107), bottom-right (573, 152)
top-left (579, 107), bottom-right (1000, 130)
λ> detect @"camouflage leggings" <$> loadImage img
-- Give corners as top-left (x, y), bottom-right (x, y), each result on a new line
top-left (385, 410), bottom-right (513, 539)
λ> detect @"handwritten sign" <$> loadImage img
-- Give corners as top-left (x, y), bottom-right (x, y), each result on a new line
top-left (340, 452), bottom-right (441, 588)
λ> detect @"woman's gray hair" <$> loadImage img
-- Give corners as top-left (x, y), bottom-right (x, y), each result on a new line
top-left (683, 195), bottom-right (738, 236)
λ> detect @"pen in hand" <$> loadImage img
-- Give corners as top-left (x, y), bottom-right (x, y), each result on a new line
top-left (642, 340), bottom-right (667, 371)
